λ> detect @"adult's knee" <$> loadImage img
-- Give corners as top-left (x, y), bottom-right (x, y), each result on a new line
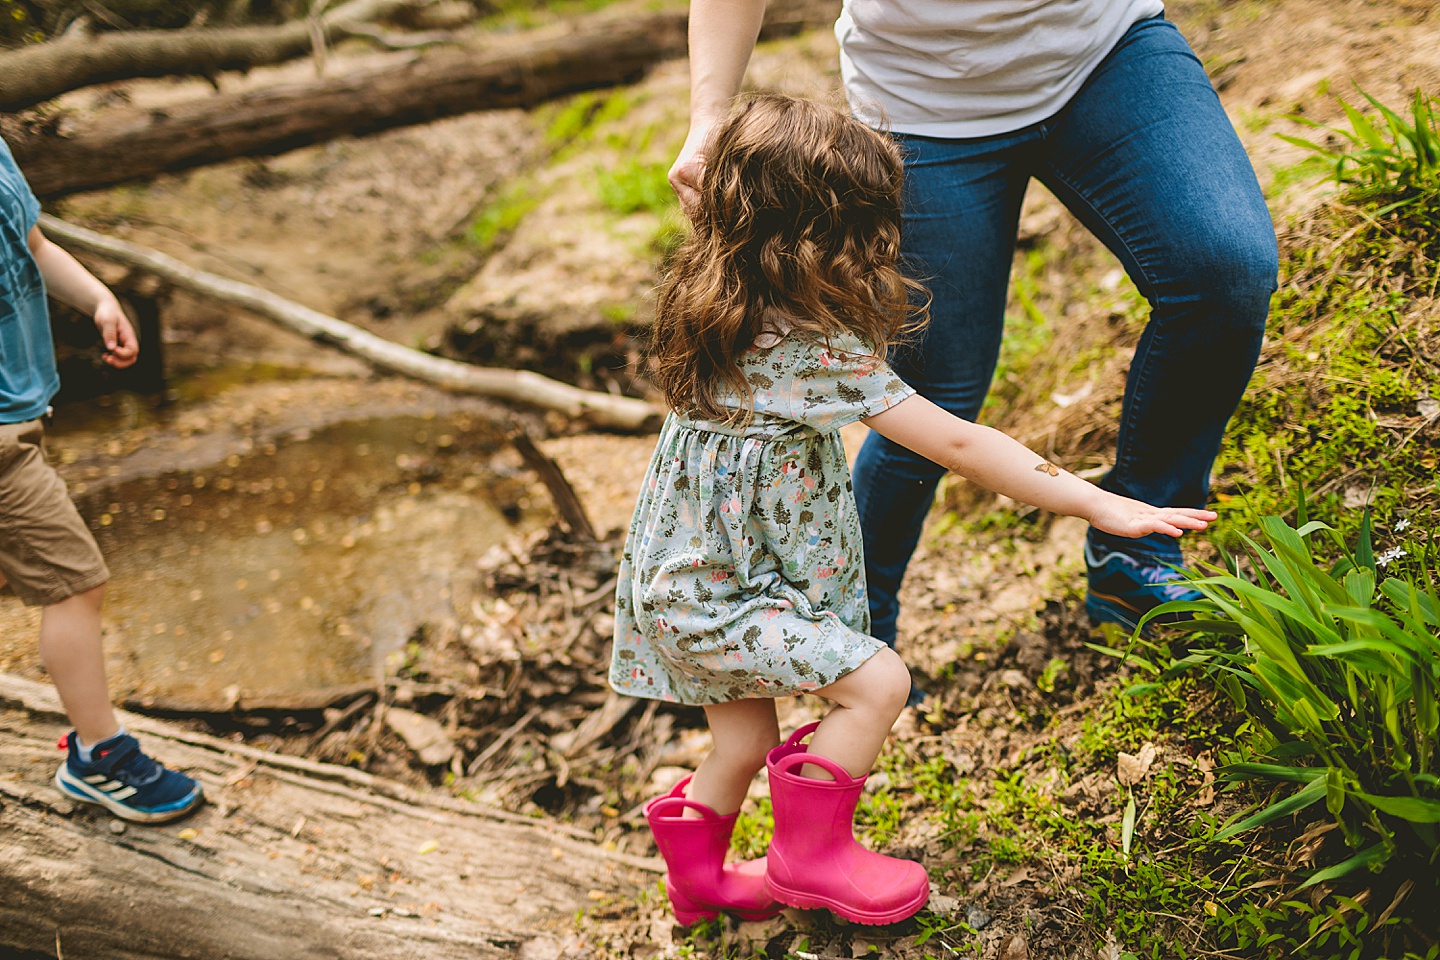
top-left (1165, 223), bottom-right (1278, 336)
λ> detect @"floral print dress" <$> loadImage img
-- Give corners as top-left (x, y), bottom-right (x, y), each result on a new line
top-left (610, 331), bottom-right (915, 705)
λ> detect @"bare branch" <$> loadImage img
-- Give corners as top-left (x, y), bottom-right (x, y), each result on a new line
top-left (40, 215), bottom-right (664, 431)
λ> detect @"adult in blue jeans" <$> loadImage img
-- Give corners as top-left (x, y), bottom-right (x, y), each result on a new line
top-left (669, 1), bottom-right (1278, 644)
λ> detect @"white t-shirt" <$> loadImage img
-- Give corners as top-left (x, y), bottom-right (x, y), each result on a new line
top-left (837, 0), bottom-right (1165, 139)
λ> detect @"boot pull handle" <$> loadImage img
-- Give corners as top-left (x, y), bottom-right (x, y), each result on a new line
top-left (781, 721), bottom-right (820, 749)
top-left (771, 748), bottom-right (859, 786)
top-left (645, 795), bottom-right (730, 821)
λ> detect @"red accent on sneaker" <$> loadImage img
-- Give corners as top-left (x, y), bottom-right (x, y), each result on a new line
top-left (57, 733), bottom-right (70, 751)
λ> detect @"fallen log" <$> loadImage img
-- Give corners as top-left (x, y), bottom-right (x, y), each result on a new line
top-left (0, 0), bottom-right (449, 114)
top-left (14, 0), bottom-right (839, 198)
top-left (0, 672), bottom-right (657, 960)
top-left (40, 215), bottom-right (664, 432)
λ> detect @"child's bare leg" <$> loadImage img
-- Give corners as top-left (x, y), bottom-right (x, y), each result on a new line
top-left (806, 647), bottom-right (911, 779)
top-left (686, 698), bottom-right (779, 815)
top-left (38, 584), bottom-right (120, 746)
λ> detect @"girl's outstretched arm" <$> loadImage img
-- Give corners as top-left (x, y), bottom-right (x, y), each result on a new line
top-left (862, 395), bottom-right (1215, 540)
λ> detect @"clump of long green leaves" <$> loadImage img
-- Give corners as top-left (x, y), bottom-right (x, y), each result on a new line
top-left (1134, 512), bottom-right (1440, 887)
top-left (1281, 87), bottom-right (1440, 202)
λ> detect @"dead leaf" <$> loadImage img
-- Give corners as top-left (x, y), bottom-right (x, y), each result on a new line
top-left (384, 706), bottom-right (455, 765)
top-left (998, 932), bottom-right (1029, 960)
top-left (1117, 742), bottom-right (1158, 787)
top-left (1001, 866), bottom-right (1032, 887)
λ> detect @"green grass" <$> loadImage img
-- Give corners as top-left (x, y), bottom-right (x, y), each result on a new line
top-left (984, 248), bottom-right (1056, 419)
top-left (1210, 182), bottom-right (1440, 580)
top-left (469, 178), bottom-right (545, 254)
top-left (1280, 88), bottom-right (1440, 199)
top-left (1118, 512), bottom-right (1440, 946)
top-left (729, 797), bottom-right (773, 860)
top-left (595, 157), bottom-right (674, 217)
top-left (541, 90), bottom-right (640, 151)
top-left (477, 0), bottom-right (622, 31)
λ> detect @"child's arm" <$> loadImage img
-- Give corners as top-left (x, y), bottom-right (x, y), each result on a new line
top-left (28, 225), bottom-right (138, 369)
top-left (863, 395), bottom-right (1216, 539)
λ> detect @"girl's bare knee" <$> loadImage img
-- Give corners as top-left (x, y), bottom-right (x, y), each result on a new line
top-left (825, 646), bottom-right (910, 718)
top-left (867, 647), bottom-right (912, 717)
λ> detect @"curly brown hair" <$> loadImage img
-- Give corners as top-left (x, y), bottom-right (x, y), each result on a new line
top-left (651, 94), bottom-right (929, 424)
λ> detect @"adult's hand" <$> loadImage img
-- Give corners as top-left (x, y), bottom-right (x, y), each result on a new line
top-left (669, 120), bottom-right (717, 219)
top-left (671, 0), bottom-right (767, 219)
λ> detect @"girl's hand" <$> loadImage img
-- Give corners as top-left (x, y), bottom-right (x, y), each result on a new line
top-left (1088, 494), bottom-right (1216, 539)
top-left (94, 297), bottom-right (139, 369)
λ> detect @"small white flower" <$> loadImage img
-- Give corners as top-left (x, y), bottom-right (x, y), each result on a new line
top-left (1376, 547), bottom-right (1409, 567)
top-left (1395, 518), bottom-right (1411, 533)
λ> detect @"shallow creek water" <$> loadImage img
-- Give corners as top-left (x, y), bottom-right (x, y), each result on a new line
top-left (68, 413), bottom-right (535, 711)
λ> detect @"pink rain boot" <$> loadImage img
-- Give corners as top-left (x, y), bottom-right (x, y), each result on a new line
top-left (764, 722), bottom-right (929, 925)
top-left (644, 776), bottom-right (780, 925)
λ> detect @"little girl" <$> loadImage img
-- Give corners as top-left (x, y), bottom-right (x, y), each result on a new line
top-left (610, 94), bottom-right (1214, 927)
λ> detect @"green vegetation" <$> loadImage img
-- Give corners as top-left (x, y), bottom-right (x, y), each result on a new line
top-left (468, 178), bottom-right (545, 254)
top-left (1211, 90), bottom-right (1440, 572)
top-left (1280, 89), bottom-right (1440, 200)
top-left (1137, 513), bottom-right (1440, 920)
top-left (541, 90), bottom-right (641, 152)
top-left (983, 248), bottom-right (1056, 419)
top-left (595, 157), bottom-right (674, 217)
top-left (474, 88), bottom-right (684, 274)
top-left (477, 0), bottom-right (622, 32)
top-left (728, 796), bottom-right (773, 861)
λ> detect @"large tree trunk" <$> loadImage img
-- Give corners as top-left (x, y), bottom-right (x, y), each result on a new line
top-left (13, 0), bottom-right (838, 199)
top-left (0, 0), bottom-right (447, 114)
top-left (41, 215), bottom-right (664, 432)
top-left (0, 673), bottom-right (657, 960)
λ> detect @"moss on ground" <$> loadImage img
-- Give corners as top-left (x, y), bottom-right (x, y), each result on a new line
top-left (1210, 188), bottom-right (1440, 582)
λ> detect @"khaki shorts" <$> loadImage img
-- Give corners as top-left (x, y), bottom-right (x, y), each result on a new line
top-left (0, 419), bottom-right (109, 606)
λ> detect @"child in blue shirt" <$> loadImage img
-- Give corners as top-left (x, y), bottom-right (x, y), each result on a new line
top-left (1, 137), bottom-right (202, 822)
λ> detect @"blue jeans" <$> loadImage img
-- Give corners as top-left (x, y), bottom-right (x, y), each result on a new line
top-left (852, 15), bottom-right (1279, 647)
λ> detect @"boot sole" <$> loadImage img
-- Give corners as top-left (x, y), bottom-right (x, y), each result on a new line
top-left (670, 905), bottom-right (782, 926)
top-left (766, 877), bottom-right (929, 926)
top-left (667, 881), bottom-right (781, 926)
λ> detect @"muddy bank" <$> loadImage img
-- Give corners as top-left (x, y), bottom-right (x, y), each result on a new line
top-left (0, 376), bottom-right (557, 709)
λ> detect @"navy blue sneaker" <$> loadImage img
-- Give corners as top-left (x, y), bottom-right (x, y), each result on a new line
top-left (54, 731), bottom-right (204, 823)
top-left (1084, 535), bottom-right (1202, 632)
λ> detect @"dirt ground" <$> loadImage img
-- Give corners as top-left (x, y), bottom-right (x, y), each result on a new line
top-left (7, 1), bottom-right (1440, 957)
